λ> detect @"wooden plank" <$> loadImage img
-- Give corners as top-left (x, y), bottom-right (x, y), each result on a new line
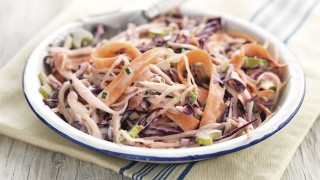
top-left (281, 115), bottom-right (320, 180)
top-left (0, 136), bottom-right (14, 178)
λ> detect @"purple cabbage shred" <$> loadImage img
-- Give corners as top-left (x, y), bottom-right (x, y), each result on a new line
top-left (138, 108), bottom-right (163, 126)
top-left (183, 103), bottom-right (195, 117)
top-left (215, 117), bottom-right (259, 141)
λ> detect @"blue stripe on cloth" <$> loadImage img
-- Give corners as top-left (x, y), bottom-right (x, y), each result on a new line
top-left (160, 164), bottom-right (180, 180)
top-left (177, 162), bottom-right (197, 180)
top-left (119, 161), bottom-right (138, 175)
top-left (258, 0), bottom-right (288, 27)
top-left (132, 164), bottom-right (152, 179)
top-left (284, 0), bottom-right (320, 43)
top-left (137, 164), bottom-right (159, 180)
top-left (156, 164), bottom-right (179, 180)
top-left (272, 0), bottom-right (305, 35)
top-left (152, 164), bottom-right (175, 180)
top-left (250, 0), bottom-right (275, 21)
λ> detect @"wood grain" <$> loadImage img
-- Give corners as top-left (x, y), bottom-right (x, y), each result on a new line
top-left (281, 115), bottom-right (320, 180)
top-left (0, 0), bottom-right (319, 179)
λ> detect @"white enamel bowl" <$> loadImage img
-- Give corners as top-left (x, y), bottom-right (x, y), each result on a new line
top-left (23, 7), bottom-right (305, 163)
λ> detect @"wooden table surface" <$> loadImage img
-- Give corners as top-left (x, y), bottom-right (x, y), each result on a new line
top-left (0, 0), bottom-right (319, 179)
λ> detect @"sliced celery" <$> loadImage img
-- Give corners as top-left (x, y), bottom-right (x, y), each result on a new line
top-left (148, 27), bottom-right (172, 37)
top-left (38, 72), bottom-right (47, 85)
top-left (196, 136), bottom-right (213, 145)
top-left (253, 104), bottom-right (258, 114)
top-left (217, 61), bottom-right (229, 73)
top-left (39, 86), bottom-right (50, 99)
top-left (119, 125), bottom-right (142, 144)
top-left (38, 72), bottom-right (53, 99)
top-left (96, 39), bottom-right (109, 47)
top-left (269, 86), bottom-right (277, 91)
top-left (196, 129), bottom-right (222, 146)
top-left (242, 56), bottom-right (269, 68)
top-left (128, 125), bottom-right (142, 138)
top-left (259, 80), bottom-right (275, 90)
top-left (71, 29), bottom-right (93, 49)
top-left (189, 91), bottom-right (197, 105)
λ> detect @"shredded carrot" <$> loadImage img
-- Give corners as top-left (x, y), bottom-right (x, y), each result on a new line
top-left (92, 42), bottom-right (141, 69)
top-left (241, 43), bottom-right (288, 77)
top-left (241, 43), bottom-right (273, 61)
top-left (42, 13), bottom-right (288, 148)
top-left (257, 89), bottom-right (274, 97)
top-left (228, 32), bottom-right (256, 43)
top-left (98, 47), bottom-right (173, 106)
top-left (230, 54), bottom-right (244, 69)
top-left (197, 87), bottom-right (209, 104)
top-left (165, 108), bottom-right (200, 131)
top-left (189, 36), bottom-right (200, 47)
top-left (177, 49), bottom-right (225, 126)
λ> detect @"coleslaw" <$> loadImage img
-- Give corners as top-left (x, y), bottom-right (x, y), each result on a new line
top-left (39, 11), bottom-right (288, 148)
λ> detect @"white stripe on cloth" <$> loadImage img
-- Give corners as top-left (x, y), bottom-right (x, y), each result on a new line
top-left (250, 0), bottom-right (319, 43)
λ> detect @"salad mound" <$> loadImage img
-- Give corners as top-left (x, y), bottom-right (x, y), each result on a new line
top-left (39, 11), bottom-right (288, 148)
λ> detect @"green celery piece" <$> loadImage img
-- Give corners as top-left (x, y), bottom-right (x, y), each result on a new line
top-left (195, 129), bottom-right (222, 146)
top-left (217, 61), bottom-right (230, 73)
top-left (128, 125), bottom-right (142, 138)
top-left (259, 80), bottom-right (275, 90)
top-left (253, 104), bottom-right (258, 114)
top-left (119, 136), bottom-right (125, 144)
top-left (119, 125), bottom-right (142, 144)
top-left (243, 56), bottom-right (269, 68)
top-left (38, 72), bottom-right (47, 85)
top-left (269, 86), bottom-right (277, 91)
top-left (101, 91), bottom-right (108, 99)
top-left (196, 136), bottom-right (213, 145)
top-left (189, 91), bottom-right (197, 105)
top-left (170, 62), bottom-right (178, 67)
top-left (38, 72), bottom-right (53, 99)
top-left (148, 27), bottom-right (172, 37)
top-left (201, 102), bottom-right (207, 109)
top-left (207, 130), bottom-right (222, 139)
top-left (71, 29), bottom-right (93, 49)
top-left (97, 39), bottom-right (109, 47)
top-left (39, 86), bottom-right (50, 99)
top-left (125, 68), bottom-right (131, 75)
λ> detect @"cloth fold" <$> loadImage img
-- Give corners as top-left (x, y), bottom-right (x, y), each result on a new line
top-left (1, 0), bottom-right (319, 179)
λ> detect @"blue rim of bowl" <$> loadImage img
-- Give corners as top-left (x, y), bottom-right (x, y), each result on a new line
top-left (22, 56), bottom-right (306, 162)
